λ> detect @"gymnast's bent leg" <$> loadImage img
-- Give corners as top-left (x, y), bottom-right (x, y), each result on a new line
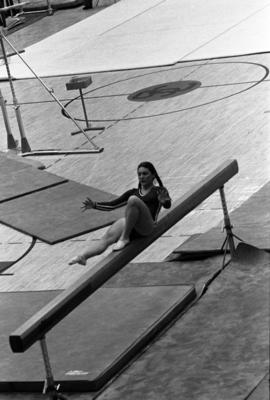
top-left (69, 218), bottom-right (125, 265)
top-left (113, 195), bottom-right (154, 251)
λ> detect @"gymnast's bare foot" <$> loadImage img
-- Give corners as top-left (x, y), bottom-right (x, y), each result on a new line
top-left (112, 239), bottom-right (130, 251)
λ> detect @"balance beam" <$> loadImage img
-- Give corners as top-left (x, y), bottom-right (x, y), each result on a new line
top-left (9, 159), bottom-right (238, 353)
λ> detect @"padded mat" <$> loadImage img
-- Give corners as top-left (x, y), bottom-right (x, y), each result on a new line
top-left (106, 259), bottom-right (222, 289)
top-left (0, 167), bottom-right (67, 203)
top-left (247, 373), bottom-right (269, 400)
top-left (174, 182), bottom-right (270, 254)
top-left (0, 285), bottom-right (195, 391)
top-left (0, 154), bottom-right (32, 173)
top-left (0, 180), bottom-right (124, 244)
top-left (174, 226), bottom-right (270, 255)
top-left (0, 151), bottom-right (45, 170)
top-left (106, 245), bottom-right (269, 400)
top-left (0, 154), bottom-right (67, 203)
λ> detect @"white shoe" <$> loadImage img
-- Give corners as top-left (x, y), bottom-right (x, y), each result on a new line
top-left (68, 255), bottom-right (86, 265)
top-left (112, 239), bottom-right (130, 251)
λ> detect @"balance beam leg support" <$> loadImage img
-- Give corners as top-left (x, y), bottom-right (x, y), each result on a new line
top-left (219, 185), bottom-right (236, 256)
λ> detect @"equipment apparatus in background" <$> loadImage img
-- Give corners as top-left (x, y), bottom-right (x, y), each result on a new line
top-left (65, 75), bottom-right (105, 135)
top-left (0, 29), bottom-right (104, 155)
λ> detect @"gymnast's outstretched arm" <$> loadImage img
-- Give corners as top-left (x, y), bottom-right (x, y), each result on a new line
top-left (81, 189), bottom-right (135, 212)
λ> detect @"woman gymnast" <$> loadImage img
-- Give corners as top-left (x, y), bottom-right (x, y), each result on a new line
top-left (69, 161), bottom-right (171, 265)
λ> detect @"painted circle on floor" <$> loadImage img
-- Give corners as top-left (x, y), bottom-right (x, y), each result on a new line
top-left (63, 61), bottom-right (269, 122)
top-left (127, 80), bottom-right (201, 102)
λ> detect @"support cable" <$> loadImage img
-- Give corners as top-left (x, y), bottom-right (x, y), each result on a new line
top-left (0, 31), bottom-right (102, 152)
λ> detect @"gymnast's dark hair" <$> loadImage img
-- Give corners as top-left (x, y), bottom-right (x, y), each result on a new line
top-left (137, 161), bottom-right (164, 188)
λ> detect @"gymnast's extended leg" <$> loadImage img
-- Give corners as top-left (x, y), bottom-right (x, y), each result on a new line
top-left (69, 196), bottom-right (155, 263)
top-left (69, 218), bottom-right (125, 265)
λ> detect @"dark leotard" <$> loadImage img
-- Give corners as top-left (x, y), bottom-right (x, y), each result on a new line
top-left (94, 186), bottom-right (170, 222)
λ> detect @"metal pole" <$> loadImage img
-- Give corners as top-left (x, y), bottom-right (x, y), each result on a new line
top-left (46, 0), bottom-right (53, 15)
top-left (0, 88), bottom-right (17, 149)
top-left (79, 88), bottom-right (90, 128)
top-left (70, 88), bottom-right (105, 135)
top-left (0, 29), bottom-right (31, 152)
top-left (219, 185), bottom-right (236, 257)
top-left (40, 336), bottom-right (55, 393)
top-left (40, 336), bottom-right (68, 400)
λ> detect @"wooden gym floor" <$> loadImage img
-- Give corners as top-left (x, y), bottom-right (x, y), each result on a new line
top-left (0, 1), bottom-right (269, 398)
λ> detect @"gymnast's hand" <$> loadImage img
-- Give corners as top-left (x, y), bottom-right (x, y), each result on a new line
top-left (157, 187), bottom-right (171, 208)
top-left (81, 197), bottom-right (96, 211)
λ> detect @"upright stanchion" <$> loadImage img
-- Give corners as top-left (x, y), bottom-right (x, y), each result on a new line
top-left (65, 76), bottom-right (105, 135)
top-left (47, 0), bottom-right (53, 15)
top-left (40, 336), bottom-right (68, 400)
top-left (0, 28), bottom-right (31, 153)
top-left (0, 88), bottom-right (17, 150)
top-left (79, 87), bottom-right (90, 129)
top-left (219, 185), bottom-right (236, 257)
